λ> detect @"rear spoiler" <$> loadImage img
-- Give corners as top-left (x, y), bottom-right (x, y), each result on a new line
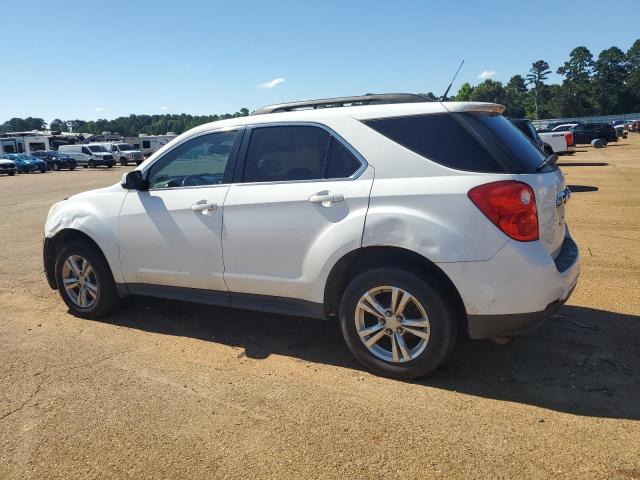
top-left (441, 102), bottom-right (506, 115)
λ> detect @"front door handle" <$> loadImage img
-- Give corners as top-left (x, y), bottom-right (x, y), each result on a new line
top-left (309, 192), bottom-right (344, 206)
top-left (191, 200), bottom-right (218, 215)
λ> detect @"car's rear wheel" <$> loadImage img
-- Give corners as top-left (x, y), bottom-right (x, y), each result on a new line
top-left (339, 267), bottom-right (458, 379)
top-left (54, 240), bottom-right (121, 318)
top-left (120, 158), bottom-right (127, 166)
top-left (52, 163), bottom-right (60, 171)
top-left (88, 161), bottom-right (95, 168)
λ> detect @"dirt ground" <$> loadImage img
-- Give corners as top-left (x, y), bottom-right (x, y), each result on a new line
top-left (0, 136), bottom-right (639, 480)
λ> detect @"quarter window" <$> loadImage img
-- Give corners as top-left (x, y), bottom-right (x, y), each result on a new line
top-left (325, 137), bottom-right (361, 178)
top-left (147, 130), bottom-right (238, 189)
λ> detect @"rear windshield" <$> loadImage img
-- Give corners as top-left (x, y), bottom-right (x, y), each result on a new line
top-left (364, 112), bottom-right (547, 174)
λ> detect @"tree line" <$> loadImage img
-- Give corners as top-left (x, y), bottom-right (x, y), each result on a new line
top-left (2, 39), bottom-right (639, 135)
top-left (451, 40), bottom-right (640, 119)
top-left (0, 109), bottom-right (251, 137)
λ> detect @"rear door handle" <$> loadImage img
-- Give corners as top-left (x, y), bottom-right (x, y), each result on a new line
top-left (309, 192), bottom-right (344, 206)
top-left (191, 200), bottom-right (218, 214)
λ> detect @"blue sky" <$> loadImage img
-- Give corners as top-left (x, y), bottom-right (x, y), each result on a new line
top-left (1, 0), bottom-right (638, 123)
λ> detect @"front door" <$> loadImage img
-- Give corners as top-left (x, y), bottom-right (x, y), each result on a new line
top-left (118, 128), bottom-right (242, 292)
top-left (222, 124), bottom-right (373, 303)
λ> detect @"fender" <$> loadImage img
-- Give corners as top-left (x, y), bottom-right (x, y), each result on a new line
top-left (363, 175), bottom-right (509, 263)
top-left (45, 184), bottom-right (127, 284)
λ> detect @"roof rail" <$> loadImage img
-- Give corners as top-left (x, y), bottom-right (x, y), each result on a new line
top-left (251, 93), bottom-right (432, 115)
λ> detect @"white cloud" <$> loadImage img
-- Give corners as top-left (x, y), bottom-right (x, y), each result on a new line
top-left (478, 70), bottom-right (497, 80)
top-left (257, 78), bottom-right (285, 89)
top-left (160, 106), bottom-right (168, 110)
top-left (94, 107), bottom-right (104, 112)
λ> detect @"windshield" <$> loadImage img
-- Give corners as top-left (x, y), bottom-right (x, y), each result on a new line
top-left (88, 145), bottom-right (109, 153)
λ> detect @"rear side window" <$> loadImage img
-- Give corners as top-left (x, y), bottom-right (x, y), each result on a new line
top-left (364, 113), bottom-right (546, 174)
top-left (243, 126), bottom-right (330, 182)
top-left (241, 126), bottom-right (362, 182)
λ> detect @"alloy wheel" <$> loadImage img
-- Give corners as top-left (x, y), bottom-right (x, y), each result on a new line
top-left (355, 286), bottom-right (430, 363)
top-left (61, 255), bottom-right (99, 309)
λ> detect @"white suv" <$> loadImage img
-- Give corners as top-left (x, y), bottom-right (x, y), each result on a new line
top-left (43, 94), bottom-right (580, 378)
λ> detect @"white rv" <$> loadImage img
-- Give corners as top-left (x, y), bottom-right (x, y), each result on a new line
top-left (138, 134), bottom-right (177, 157)
top-left (0, 134), bottom-right (50, 154)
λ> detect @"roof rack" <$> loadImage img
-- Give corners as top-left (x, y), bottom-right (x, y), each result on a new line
top-left (251, 93), bottom-right (432, 115)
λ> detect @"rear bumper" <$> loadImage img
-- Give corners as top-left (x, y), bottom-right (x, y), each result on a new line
top-left (438, 233), bottom-right (580, 339)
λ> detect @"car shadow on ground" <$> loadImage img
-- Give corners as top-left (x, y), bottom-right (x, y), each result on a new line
top-left (93, 299), bottom-right (639, 420)
top-left (557, 162), bottom-right (609, 167)
top-left (568, 185), bottom-right (599, 192)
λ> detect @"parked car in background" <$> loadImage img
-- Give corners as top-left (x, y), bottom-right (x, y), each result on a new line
top-left (59, 144), bottom-right (115, 168)
top-left (2, 154), bottom-right (47, 173)
top-left (571, 123), bottom-right (618, 145)
top-left (103, 143), bottom-right (144, 166)
top-left (530, 123), bottom-right (576, 155)
top-left (509, 118), bottom-right (544, 149)
top-left (0, 157), bottom-right (17, 176)
top-left (611, 124), bottom-right (628, 139)
top-left (551, 123), bottom-right (579, 131)
top-left (32, 150), bottom-right (77, 171)
top-left (43, 94), bottom-right (579, 379)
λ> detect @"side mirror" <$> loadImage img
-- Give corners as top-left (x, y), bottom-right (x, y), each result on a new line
top-left (121, 170), bottom-right (148, 190)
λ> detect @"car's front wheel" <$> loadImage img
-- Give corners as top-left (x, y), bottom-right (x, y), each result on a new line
top-left (339, 267), bottom-right (458, 379)
top-left (54, 240), bottom-right (121, 318)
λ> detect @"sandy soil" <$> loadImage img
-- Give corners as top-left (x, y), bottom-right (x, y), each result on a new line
top-left (0, 137), bottom-right (639, 479)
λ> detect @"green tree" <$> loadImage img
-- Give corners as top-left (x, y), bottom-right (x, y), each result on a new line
top-left (504, 75), bottom-right (528, 117)
top-left (556, 46), bottom-right (594, 115)
top-left (454, 82), bottom-right (475, 101)
top-left (626, 39), bottom-right (640, 111)
top-left (469, 80), bottom-right (506, 105)
top-left (593, 46), bottom-right (629, 114)
top-left (49, 119), bottom-right (66, 132)
top-left (525, 60), bottom-right (551, 119)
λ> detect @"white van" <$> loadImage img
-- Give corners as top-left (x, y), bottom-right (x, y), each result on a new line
top-left (58, 144), bottom-right (115, 168)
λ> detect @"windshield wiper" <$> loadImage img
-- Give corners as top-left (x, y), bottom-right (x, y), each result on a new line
top-left (537, 153), bottom-right (558, 172)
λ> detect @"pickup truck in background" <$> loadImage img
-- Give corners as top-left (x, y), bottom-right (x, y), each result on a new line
top-left (512, 119), bottom-right (575, 155)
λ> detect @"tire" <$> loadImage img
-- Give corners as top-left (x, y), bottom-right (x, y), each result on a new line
top-left (120, 157), bottom-right (127, 166)
top-left (70, 166), bottom-right (76, 171)
top-left (601, 138), bottom-right (608, 146)
top-left (107, 164), bottom-right (113, 168)
top-left (82, 165), bottom-right (88, 168)
top-left (40, 167), bottom-right (47, 173)
top-left (88, 161), bottom-right (95, 168)
top-left (543, 145), bottom-right (554, 156)
top-left (339, 267), bottom-right (458, 379)
top-left (52, 163), bottom-right (60, 171)
top-left (8, 172), bottom-right (15, 176)
top-left (54, 239), bottom-right (121, 318)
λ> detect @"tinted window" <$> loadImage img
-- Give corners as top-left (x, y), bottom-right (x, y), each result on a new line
top-left (457, 113), bottom-right (546, 172)
top-left (147, 131), bottom-right (238, 189)
top-left (243, 126), bottom-right (330, 182)
top-left (365, 113), bottom-right (546, 174)
top-left (82, 147), bottom-right (91, 155)
top-left (365, 113), bottom-right (504, 173)
top-left (326, 138), bottom-right (361, 178)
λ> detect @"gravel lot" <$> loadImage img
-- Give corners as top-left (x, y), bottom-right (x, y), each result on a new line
top-left (1, 137), bottom-right (639, 479)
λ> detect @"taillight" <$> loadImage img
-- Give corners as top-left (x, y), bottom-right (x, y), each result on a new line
top-left (468, 181), bottom-right (539, 242)
top-left (565, 131), bottom-right (573, 146)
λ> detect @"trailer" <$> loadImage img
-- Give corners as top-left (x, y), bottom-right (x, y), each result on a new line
top-left (0, 133), bottom-right (50, 154)
top-left (138, 134), bottom-right (177, 157)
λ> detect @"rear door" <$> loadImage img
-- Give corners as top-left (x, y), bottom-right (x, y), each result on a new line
top-left (222, 124), bottom-right (373, 302)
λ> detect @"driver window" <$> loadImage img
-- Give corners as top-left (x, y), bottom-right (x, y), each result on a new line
top-left (147, 130), bottom-right (238, 189)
